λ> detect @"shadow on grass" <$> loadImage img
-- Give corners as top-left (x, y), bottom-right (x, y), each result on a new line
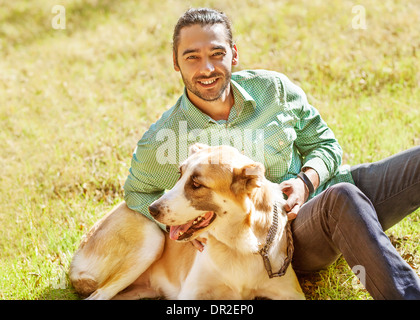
top-left (41, 289), bottom-right (80, 300)
top-left (36, 284), bottom-right (80, 300)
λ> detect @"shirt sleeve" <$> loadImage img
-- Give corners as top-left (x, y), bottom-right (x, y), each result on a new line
top-left (123, 130), bottom-right (179, 231)
top-left (281, 75), bottom-right (343, 186)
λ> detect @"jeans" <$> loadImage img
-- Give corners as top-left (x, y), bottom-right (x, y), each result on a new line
top-left (291, 146), bottom-right (420, 299)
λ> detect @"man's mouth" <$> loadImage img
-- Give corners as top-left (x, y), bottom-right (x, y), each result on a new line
top-left (197, 77), bottom-right (219, 88)
top-left (199, 78), bottom-right (216, 84)
top-left (169, 211), bottom-right (216, 241)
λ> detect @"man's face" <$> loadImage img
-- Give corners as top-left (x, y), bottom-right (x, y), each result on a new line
top-left (174, 24), bottom-right (238, 102)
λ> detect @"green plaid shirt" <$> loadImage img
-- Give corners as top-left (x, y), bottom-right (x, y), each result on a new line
top-left (124, 70), bottom-right (354, 229)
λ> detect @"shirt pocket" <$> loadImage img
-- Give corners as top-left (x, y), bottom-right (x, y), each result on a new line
top-left (261, 123), bottom-right (297, 181)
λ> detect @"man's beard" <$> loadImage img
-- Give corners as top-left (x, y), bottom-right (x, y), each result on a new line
top-left (181, 71), bottom-right (232, 102)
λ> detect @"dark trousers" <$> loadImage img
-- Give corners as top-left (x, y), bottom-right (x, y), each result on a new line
top-left (291, 146), bottom-right (420, 299)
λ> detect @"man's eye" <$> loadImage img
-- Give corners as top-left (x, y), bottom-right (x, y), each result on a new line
top-left (186, 55), bottom-right (198, 60)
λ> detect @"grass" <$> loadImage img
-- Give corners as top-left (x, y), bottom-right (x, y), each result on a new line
top-left (0, 0), bottom-right (419, 300)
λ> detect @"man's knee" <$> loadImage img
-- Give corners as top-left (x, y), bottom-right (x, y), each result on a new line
top-left (324, 183), bottom-right (377, 224)
top-left (327, 182), bottom-right (362, 198)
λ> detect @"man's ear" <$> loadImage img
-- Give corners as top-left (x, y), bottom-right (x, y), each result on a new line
top-left (189, 143), bottom-right (210, 156)
top-left (173, 51), bottom-right (180, 71)
top-left (232, 44), bottom-right (239, 66)
top-left (231, 162), bottom-right (265, 194)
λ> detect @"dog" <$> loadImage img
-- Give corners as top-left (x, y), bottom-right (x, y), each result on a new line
top-left (69, 143), bottom-right (304, 299)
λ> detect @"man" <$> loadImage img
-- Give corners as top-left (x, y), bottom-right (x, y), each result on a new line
top-left (124, 8), bottom-right (420, 299)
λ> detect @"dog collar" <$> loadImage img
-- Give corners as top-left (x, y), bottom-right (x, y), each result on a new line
top-left (258, 201), bottom-right (294, 278)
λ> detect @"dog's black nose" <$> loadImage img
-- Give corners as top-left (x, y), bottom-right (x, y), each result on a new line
top-left (148, 203), bottom-right (161, 218)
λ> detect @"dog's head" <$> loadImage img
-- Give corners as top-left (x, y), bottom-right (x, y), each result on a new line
top-left (149, 143), bottom-right (266, 242)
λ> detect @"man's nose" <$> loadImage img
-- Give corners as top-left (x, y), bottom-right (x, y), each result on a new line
top-left (200, 58), bottom-right (215, 75)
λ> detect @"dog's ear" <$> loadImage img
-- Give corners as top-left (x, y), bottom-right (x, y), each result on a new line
top-left (189, 143), bottom-right (209, 156)
top-left (231, 162), bottom-right (265, 194)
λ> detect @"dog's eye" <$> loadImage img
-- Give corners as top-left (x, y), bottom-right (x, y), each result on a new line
top-left (192, 181), bottom-right (201, 189)
top-left (191, 177), bottom-right (202, 189)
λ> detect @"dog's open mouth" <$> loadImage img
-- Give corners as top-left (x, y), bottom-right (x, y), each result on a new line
top-left (169, 211), bottom-right (216, 241)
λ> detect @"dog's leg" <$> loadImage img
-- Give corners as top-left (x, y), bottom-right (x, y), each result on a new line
top-left (176, 259), bottom-right (240, 300)
top-left (256, 268), bottom-right (305, 300)
top-left (69, 202), bottom-right (165, 300)
top-left (111, 274), bottom-right (161, 300)
top-left (258, 285), bottom-right (305, 300)
top-left (85, 236), bottom-right (163, 301)
top-left (178, 282), bottom-right (240, 300)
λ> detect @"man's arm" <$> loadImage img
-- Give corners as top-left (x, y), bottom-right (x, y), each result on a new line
top-left (291, 92), bottom-right (343, 186)
top-left (124, 140), bottom-right (179, 231)
top-left (278, 75), bottom-right (342, 218)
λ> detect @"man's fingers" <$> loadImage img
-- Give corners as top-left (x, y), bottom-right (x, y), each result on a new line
top-left (279, 181), bottom-right (293, 194)
top-left (287, 204), bottom-right (300, 220)
top-left (285, 194), bottom-right (298, 212)
top-left (278, 181), bottom-right (288, 190)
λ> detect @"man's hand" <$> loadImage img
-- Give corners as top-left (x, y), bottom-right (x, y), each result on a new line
top-left (279, 168), bottom-right (320, 220)
top-left (279, 177), bottom-right (308, 220)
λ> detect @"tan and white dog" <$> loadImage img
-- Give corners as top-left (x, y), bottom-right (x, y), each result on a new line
top-left (69, 144), bottom-right (304, 300)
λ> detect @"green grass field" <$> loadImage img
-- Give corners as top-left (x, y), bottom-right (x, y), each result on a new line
top-left (1, 0), bottom-right (419, 300)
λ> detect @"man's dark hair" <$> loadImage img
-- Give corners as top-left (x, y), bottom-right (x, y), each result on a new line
top-left (172, 8), bottom-right (234, 64)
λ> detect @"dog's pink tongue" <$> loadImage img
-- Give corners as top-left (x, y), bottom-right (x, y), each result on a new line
top-left (169, 212), bottom-right (214, 240)
top-left (169, 222), bottom-right (193, 240)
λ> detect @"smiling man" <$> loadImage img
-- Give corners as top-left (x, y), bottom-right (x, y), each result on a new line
top-left (122, 8), bottom-right (420, 299)
top-left (174, 23), bottom-right (237, 120)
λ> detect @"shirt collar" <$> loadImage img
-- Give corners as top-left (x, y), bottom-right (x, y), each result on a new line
top-left (180, 88), bottom-right (211, 130)
top-left (231, 78), bottom-right (256, 110)
top-left (180, 79), bottom-right (256, 130)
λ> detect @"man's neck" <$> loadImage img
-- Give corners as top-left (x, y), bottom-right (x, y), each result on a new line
top-left (187, 84), bottom-right (234, 121)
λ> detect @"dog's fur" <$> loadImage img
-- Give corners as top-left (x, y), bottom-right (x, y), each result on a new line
top-left (69, 144), bottom-right (304, 299)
